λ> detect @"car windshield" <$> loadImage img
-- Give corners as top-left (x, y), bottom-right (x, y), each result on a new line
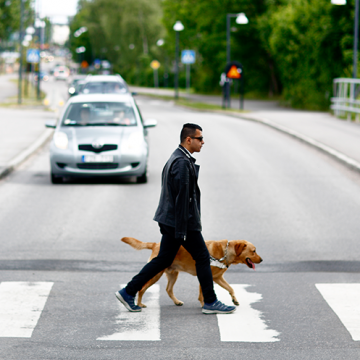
top-left (61, 102), bottom-right (137, 127)
top-left (81, 81), bottom-right (127, 94)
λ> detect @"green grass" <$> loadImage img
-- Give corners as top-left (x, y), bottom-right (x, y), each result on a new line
top-left (135, 92), bottom-right (249, 113)
top-left (176, 98), bottom-right (249, 113)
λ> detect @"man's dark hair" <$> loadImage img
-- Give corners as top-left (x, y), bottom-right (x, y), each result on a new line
top-left (180, 123), bottom-right (202, 143)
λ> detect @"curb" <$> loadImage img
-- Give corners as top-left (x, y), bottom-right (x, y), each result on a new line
top-left (226, 112), bottom-right (360, 174)
top-left (0, 128), bottom-right (54, 180)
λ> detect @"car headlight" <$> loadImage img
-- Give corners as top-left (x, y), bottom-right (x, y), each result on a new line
top-left (54, 132), bottom-right (69, 150)
top-left (127, 132), bottom-right (144, 149)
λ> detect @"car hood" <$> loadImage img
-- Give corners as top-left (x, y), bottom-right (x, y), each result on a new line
top-left (62, 126), bottom-right (133, 145)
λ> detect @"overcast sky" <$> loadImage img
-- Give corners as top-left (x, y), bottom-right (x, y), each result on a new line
top-left (37, 0), bottom-right (79, 24)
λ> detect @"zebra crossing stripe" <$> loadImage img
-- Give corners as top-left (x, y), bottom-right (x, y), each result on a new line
top-left (97, 284), bottom-right (161, 341)
top-left (316, 283), bottom-right (360, 341)
top-left (215, 284), bottom-right (280, 342)
top-left (0, 281), bottom-right (53, 338)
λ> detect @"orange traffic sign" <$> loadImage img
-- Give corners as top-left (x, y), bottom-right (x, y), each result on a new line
top-left (81, 60), bottom-right (89, 68)
top-left (226, 65), bottom-right (241, 79)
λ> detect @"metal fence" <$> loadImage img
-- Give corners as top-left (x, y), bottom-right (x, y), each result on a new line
top-left (331, 78), bottom-right (360, 121)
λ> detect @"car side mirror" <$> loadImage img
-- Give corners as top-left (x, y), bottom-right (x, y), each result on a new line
top-left (131, 92), bottom-right (137, 96)
top-left (45, 120), bottom-right (57, 129)
top-left (143, 119), bottom-right (157, 128)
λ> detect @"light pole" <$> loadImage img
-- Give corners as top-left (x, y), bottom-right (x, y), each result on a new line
top-left (156, 39), bottom-right (168, 87)
top-left (225, 13), bottom-right (248, 108)
top-left (18, 0), bottom-right (25, 104)
top-left (226, 12), bottom-right (248, 64)
top-left (173, 21), bottom-right (184, 99)
top-left (331, 0), bottom-right (359, 78)
top-left (76, 46), bottom-right (86, 73)
top-left (35, 19), bottom-right (45, 100)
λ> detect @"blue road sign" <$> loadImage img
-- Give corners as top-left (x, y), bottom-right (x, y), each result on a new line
top-left (26, 49), bottom-right (40, 63)
top-left (181, 50), bottom-right (196, 64)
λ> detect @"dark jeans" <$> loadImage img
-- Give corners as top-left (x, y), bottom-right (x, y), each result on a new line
top-left (125, 223), bottom-right (217, 304)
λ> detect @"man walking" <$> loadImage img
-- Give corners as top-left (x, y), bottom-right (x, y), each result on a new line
top-left (115, 123), bottom-right (236, 314)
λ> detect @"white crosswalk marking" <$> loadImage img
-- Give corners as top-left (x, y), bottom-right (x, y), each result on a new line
top-left (97, 284), bottom-right (161, 341)
top-left (215, 284), bottom-right (280, 342)
top-left (0, 281), bottom-right (53, 338)
top-left (316, 283), bottom-right (360, 341)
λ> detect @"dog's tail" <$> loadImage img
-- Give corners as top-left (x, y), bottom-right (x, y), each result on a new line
top-left (121, 237), bottom-right (157, 251)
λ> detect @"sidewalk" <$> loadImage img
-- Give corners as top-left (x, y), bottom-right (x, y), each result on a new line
top-left (0, 75), bottom-right (55, 179)
top-left (0, 79), bottom-right (360, 180)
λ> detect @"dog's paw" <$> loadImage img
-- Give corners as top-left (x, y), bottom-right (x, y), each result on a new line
top-left (138, 303), bottom-right (147, 308)
top-left (232, 299), bottom-right (240, 306)
top-left (175, 301), bottom-right (184, 306)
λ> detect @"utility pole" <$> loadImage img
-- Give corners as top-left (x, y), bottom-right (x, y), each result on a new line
top-left (18, 0), bottom-right (24, 104)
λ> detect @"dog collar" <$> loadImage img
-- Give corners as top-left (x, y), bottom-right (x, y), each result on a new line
top-left (210, 240), bottom-right (229, 269)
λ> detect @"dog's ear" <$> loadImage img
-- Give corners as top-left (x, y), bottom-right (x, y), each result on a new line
top-left (235, 242), bottom-right (247, 256)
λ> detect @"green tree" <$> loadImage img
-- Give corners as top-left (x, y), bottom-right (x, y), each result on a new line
top-left (69, 0), bottom-right (164, 85)
top-left (265, 0), bottom-right (353, 109)
top-left (162, 0), bottom-right (277, 95)
top-left (67, 0), bottom-right (355, 109)
top-left (0, 0), bottom-right (33, 50)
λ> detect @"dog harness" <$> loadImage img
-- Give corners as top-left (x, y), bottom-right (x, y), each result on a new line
top-left (209, 240), bottom-right (229, 269)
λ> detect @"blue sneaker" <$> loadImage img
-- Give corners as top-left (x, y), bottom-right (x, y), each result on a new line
top-left (115, 288), bottom-right (142, 312)
top-left (202, 300), bottom-right (236, 314)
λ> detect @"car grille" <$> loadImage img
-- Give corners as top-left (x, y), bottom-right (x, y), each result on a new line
top-left (78, 144), bottom-right (118, 153)
top-left (77, 163), bottom-right (119, 170)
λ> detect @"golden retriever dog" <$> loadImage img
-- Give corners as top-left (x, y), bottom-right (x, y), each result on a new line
top-left (121, 237), bottom-right (263, 308)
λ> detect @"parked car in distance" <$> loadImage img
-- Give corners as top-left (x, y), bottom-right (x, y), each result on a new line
top-left (81, 74), bottom-right (129, 94)
top-left (53, 66), bottom-right (70, 80)
top-left (46, 93), bottom-right (157, 184)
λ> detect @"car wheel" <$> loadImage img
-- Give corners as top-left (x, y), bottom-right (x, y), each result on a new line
top-left (136, 169), bottom-right (147, 184)
top-left (51, 173), bottom-right (63, 184)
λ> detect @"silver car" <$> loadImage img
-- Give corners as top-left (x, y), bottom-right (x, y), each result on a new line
top-left (46, 94), bottom-right (157, 184)
top-left (81, 74), bottom-right (129, 95)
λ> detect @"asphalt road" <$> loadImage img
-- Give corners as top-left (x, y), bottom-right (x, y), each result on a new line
top-left (1, 88), bottom-right (360, 359)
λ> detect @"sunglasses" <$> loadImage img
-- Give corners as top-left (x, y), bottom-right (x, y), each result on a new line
top-left (190, 136), bottom-right (204, 141)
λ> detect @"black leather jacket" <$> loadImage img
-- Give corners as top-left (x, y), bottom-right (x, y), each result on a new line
top-left (153, 146), bottom-right (202, 239)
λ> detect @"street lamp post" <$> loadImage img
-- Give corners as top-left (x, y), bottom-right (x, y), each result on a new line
top-left (157, 39), bottom-right (168, 87)
top-left (173, 21), bottom-right (184, 99)
top-left (226, 12), bottom-right (248, 64)
top-left (76, 46), bottom-right (86, 73)
top-left (35, 19), bottom-right (46, 100)
top-left (18, 0), bottom-right (25, 104)
top-left (331, 0), bottom-right (359, 79)
top-left (225, 13), bottom-right (248, 108)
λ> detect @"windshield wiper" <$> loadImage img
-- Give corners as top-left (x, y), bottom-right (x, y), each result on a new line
top-left (85, 123), bottom-right (122, 126)
top-left (64, 123), bottom-right (86, 126)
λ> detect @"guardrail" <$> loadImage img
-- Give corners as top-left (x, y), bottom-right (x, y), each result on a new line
top-left (331, 78), bottom-right (360, 121)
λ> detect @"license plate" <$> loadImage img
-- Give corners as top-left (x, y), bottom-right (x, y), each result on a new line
top-left (82, 155), bottom-right (114, 163)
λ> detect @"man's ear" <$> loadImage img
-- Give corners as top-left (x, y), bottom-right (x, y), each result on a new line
top-left (235, 243), bottom-right (246, 256)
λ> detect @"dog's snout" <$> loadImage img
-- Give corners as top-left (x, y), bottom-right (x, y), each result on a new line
top-left (259, 257), bottom-right (263, 263)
